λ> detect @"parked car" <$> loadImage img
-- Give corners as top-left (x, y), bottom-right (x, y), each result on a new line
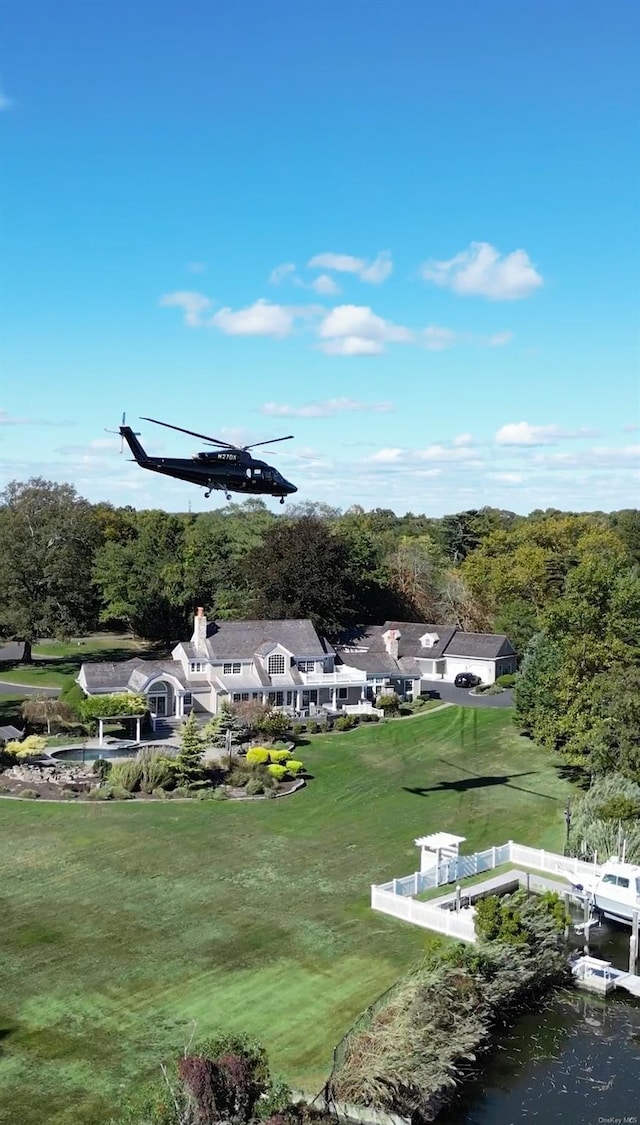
top-left (454, 672), bottom-right (481, 689)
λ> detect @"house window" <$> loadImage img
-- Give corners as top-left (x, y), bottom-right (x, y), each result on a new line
top-left (241, 692), bottom-right (249, 702)
top-left (190, 661), bottom-right (203, 673)
top-left (298, 660), bottom-right (315, 673)
top-left (338, 687), bottom-right (348, 700)
top-left (223, 662), bottom-right (242, 675)
top-left (183, 692), bottom-right (192, 708)
top-left (268, 654), bottom-right (286, 675)
top-left (233, 693), bottom-right (242, 703)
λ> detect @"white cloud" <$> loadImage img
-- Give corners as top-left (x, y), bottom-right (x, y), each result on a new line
top-left (307, 250), bottom-right (393, 284)
top-left (417, 443), bottom-right (484, 463)
top-left (211, 299), bottom-right (294, 338)
top-left (0, 409), bottom-right (71, 427)
top-left (159, 290), bottom-right (213, 327)
top-left (453, 433), bottom-right (474, 446)
top-left (262, 398), bottom-right (394, 419)
top-left (359, 252), bottom-right (393, 283)
top-left (317, 304), bottom-right (412, 356)
top-left (495, 422), bottom-right (599, 446)
top-left (308, 273), bottom-right (341, 295)
top-left (424, 325), bottom-right (457, 351)
top-left (487, 331), bottom-right (514, 347)
top-left (269, 262), bottom-right (297, 285)
top-left (368, 447), bottom-right (405, 463)
top-left (186, 261), bottom-right (207, 274)
top-left (421, 241), bottom-right (543, 300)
top-left (623, 422), bottom-right (639, 433)
top-left (0, 89), bottom-right (13, 111)
top-left (489, 472), bottom-right (524, 484)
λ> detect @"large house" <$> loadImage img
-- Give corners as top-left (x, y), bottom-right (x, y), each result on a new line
top-left (78, 609), bottom-right (517, 722)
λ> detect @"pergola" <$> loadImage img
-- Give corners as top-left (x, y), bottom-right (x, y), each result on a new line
top-left (95, 712), bottom-right (145, 747)
top-left (414, 832), bottom-right (466, 874)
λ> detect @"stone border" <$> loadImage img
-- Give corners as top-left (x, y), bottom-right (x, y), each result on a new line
top-left (0, 777), bottom-right (307, 805)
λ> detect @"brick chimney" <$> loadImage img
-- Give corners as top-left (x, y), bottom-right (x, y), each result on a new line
top-left (382, 628), bottom-right (400, 661)
top-left (192, 607), bottom-right (208, 655)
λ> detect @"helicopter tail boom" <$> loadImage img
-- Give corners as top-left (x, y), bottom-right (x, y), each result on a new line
top-left (119, 424), bottom-right (149, 464)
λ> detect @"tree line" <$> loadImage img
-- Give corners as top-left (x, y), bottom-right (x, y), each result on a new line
top-left (1, 478), bottom-right (638, 651)
top-left (1, 478), bottom-right (639, 780)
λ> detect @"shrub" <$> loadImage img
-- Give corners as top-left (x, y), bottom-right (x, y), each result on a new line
top-left (109, 784), bottom-right (134, 801)
top-left (266, 763), bottom-right (287, 782)
top-left (496, 673), bottom-right (517, 688)
top-left (196, 788), bottom-right (216, 800)
top-left (228, 763), bottom-right (252, 787)
top-left (109, 759), bottom-right (143, 792)
top-left (246, 747), bottom-right (270, 766)
top-left (334, 714), bottom-right (357, 731)
top-left (58, 680), bottom-right (87, 719)
top-left (138, 747), bottom-right (176, 792)
top-left (477, 683), bottom-right (504, 696)
top-left (79, 692), bottom-right (147, 723)
top-left (92, 757), bottom-right (112, 782)
top-left (151, 787), bottom-right (170, 800)
top-left (20, 788), bottom-right (40, 799)
top-left (170, 786), bottom-right (191, 799)
top-left (246, 776), bottom-right (266, 796)
top-left (376, 693), bottom-right (399, 716)
top-left (291, 722), bottom-right (304, 737)
top-left (6, 735), bottom-right (48, 759)
top-left (62, 787), bottom-right (78, 799)
top-left (268, 749), bottom-right (292, 765)
top-left (287, 760), bottom-right (304, 777)
top-left (257, 711), bottom-right (290, 739)
top-left (212, 786), bottom-right (229, 800)
top-left (87, 786), bottom-right (113, 801)
top-left (307, 721), bottom-right (320, 734)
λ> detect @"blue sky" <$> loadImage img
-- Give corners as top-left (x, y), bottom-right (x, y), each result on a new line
top-left (2, 0), bottom-right (639, 515)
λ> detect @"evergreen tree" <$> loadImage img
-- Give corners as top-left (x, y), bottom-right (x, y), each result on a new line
top-left (175, 711), bottom-right (205, 785)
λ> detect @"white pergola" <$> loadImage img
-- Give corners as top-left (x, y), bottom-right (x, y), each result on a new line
top-left (95, 712), bottom-right (145, 747)
top-left (414, 832), bottom-right (466, 873)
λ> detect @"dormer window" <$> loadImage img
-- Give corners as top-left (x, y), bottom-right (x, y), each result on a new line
top-left (190, 661), bottom-right (204, 673)
top-left (223, 662), bottom-right (241, 675)
top-left (298, 660), bottom-right (315, 673)
top-left (420, 632), bottom-right (439, 649)
top-left (268, 654), bottom-right (286, 675)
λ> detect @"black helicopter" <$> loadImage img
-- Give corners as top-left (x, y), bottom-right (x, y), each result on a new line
top-left (117, 416), bottom-right (298, 502)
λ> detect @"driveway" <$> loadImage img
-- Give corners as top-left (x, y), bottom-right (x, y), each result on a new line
top-left (0, 680), bottom-right (61, 696)
top-left (421, 682), bottom-right (513, 709)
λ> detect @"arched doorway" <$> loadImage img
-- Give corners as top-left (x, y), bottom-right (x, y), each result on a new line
top-left (146, 680), bottom-right (174, 717)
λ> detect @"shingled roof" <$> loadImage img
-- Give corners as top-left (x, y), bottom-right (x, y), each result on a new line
top-left (80, 658), bottom-right (189, 694)
top-left (200, 619), bottom-right (332, 661)
top-left (335, 621), bottom-right (515, 675)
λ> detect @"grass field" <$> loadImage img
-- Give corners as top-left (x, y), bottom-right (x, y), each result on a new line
top-left (0, 708), bottom-right (572, 1125)
top-left (0, 634), bottom-right (162, 691)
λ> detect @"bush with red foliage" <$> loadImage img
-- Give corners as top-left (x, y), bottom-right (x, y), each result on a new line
top-left (178, 1056), bottom-right (229, 1123)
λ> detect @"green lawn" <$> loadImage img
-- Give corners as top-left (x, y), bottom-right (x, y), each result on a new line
top-left (0, 633), bottom-right (163, 691)
top-left (0, 708), bottom-right (572, 1125)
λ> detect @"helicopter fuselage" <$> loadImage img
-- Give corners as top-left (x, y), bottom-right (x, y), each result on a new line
top-left (119, 426), bottom-right (297, 499)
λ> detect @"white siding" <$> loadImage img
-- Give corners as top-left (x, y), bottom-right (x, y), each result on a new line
top-left (442, 656), bottom-right (496, 684)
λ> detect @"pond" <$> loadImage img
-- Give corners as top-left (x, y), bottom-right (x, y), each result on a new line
top-left (446, 922), bottom-right (640, 1125)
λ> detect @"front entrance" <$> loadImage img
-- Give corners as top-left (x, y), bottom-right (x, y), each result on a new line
top-left (147, 679), bottom-right (174, 717)
top-left (152, 695), bottom-right (167, 717)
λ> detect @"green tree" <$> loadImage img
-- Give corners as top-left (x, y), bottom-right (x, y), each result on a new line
top-left (93, 510), bottom-right (189, 640)
top-left (0, 478), bottom-right (100, 660)
top-left (175, 711), bottom-right (205, 785)
top-left (243, 516), bottom-right (358, 637)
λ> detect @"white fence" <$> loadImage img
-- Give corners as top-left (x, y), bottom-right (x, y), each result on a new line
top-left (370, 841), bottom-right (601, 942)
top-left (371, 884), bottom-right (477, 942)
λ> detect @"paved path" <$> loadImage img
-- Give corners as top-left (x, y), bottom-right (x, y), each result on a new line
top-left (0, 680), bottom-right (61, 696)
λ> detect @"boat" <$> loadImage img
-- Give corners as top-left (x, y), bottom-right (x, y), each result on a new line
top-left (572, 858), bottom-right (640, 924)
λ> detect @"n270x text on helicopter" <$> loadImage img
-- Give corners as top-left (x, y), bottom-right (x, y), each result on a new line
top-left (117, 416), bottom-right (298, 503)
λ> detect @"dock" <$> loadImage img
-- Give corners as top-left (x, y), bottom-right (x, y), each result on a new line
top-left (571, 955), bottom-right (640, 997)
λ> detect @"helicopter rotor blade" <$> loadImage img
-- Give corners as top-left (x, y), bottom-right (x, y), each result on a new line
top-left (243, 435), bottom-right (295, 451)
top-left (140, 417), bottom-right (237, 449)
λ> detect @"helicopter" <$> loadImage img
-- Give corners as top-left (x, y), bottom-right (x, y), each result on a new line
top-left (116, 415), bottom-right (298, 502)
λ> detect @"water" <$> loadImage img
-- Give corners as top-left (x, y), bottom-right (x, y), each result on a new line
top-left (51, 745), bottom-right (140, 762)
top-left (50, 741), bottom-right (181, 763)
top-left (444, 922), bottom-right (640, 1125)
